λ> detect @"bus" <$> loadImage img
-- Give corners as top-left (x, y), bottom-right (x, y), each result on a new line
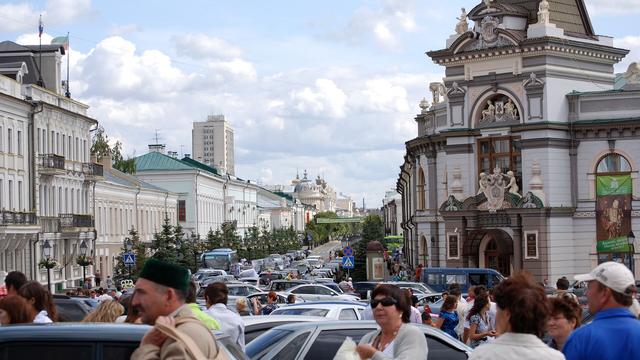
top-left (201, 248), bottom-right (240, 274)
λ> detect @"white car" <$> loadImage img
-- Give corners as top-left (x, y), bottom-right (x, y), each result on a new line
top-left (283, 284), bottom-right (360, 302)
top-left (269, 301), bottom-right (366, 320)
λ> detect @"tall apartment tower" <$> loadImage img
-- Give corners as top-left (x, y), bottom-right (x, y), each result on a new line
top-left (192, 115), bottom-right (235, 175)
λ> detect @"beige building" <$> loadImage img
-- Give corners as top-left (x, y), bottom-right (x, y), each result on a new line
top-left (192, 115), bottom-right (235, 176)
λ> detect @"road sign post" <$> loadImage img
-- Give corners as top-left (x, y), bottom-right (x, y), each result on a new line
top-left (123, 252), bottom-right (136, 279)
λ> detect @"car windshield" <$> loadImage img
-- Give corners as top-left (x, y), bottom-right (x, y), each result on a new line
top-left (272, 308), bottom-right (329, 317)
top-left (203, 254), bottom-right (230, 270)
top-left (246, 329), bottom-right (294, 358)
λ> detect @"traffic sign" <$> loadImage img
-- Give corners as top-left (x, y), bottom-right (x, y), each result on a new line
top-left (123, 252), bottom-right (136, 265)
top-left (343, 246), bottom-right (353, 257)
top-left (342, 256), bottom-right (355, 269)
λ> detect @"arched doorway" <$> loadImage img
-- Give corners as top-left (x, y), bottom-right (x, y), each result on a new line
top-left (484, 238), bottom-right (511, 276)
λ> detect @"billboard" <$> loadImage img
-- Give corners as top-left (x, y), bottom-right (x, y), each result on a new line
top-left (596, 175), bottom-right (632, 253)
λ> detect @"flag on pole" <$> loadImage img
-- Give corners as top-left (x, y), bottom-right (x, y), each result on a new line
top-left (38, 15), bottom-right (43, 37)
top-left (51, 35), bottom-right (69, 51)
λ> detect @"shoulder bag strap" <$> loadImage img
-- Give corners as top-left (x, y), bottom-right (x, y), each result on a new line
top-left (154, 322), bottom-right (208, 360)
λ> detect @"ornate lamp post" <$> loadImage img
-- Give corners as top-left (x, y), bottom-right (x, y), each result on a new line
top-left (628, 231), bottom-right (636, 276)
top-left (125, 238), bottom-right (133, 279)
top-left (40, 240), bottom-right (54, 292)
top-left (78, 240), bottom-right (89, 288)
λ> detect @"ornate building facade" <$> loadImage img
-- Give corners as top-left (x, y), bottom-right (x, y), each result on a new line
top-left (397, 0), bottom-right (640, 281)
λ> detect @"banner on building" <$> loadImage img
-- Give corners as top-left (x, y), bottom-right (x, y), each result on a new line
top-left (596, 175), bottom-right (632, 252)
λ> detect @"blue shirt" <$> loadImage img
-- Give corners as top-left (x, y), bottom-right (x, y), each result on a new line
top-left (439, 310), bottom-right (459, 339)
top-left (563, 307), bottom-right (640, 360)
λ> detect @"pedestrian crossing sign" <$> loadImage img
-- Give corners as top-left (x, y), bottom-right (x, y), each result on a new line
top-left (342, 256), bottom-right (355, 269)
top-left (123, 252), bottom-right (136, 265)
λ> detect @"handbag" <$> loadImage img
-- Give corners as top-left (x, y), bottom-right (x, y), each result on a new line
top-left (154, 317), bottom-right (229, 360)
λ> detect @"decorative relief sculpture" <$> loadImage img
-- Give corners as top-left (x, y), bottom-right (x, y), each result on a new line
top-left (479, 96), bottom-right (519, 124)
top-left (419, 97), bottom-right (429, 114)
top-left (523, 72), bottom-right (545, 89)
top-left (455, 8), bottom-right (469, 35)
top-left (480, 16), bottom-right (500, 44)
top-left (447, 82), bottom-right (466, 97)
top-left (623, 62), bottom-right (640, 85)
top-left (477, 172), bottom-right (488, 195)
top-left (537, 0), bottom-right (550, 25)
top-left (528, 160), bottom-right (546, 205)
top-left (484, 166), bottom-right (506, 212)
top-left (504, 170), bottom-right (520, 197)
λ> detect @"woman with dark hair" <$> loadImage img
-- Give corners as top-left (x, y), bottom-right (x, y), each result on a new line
top-left (435, 295), bottom-right (459, 339)
top-left (0, 295), bottom-right (36, 324)
top-left (356, 284), bottom-right (428, 360)
top-left (18, 281), bottom-right (56, 323)
top-left (467, 293), bottom-right (495, 348)
top-left (547, 296), bottom-right (581, 351)
top-left (469, 272), bottom-right (564, 359)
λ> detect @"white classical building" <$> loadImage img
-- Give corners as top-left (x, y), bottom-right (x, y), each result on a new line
top-left (256, 187), bottom-right (308, 232)
top-left (94, 155), bottom-right (178, 278)
top-left (192, 115), bottom-right (235, 176)
top-left (0, 41), bottom-right (102, 291)
top-left (290, 171), bottom-right (339, 213)
top-left (134, 146), bottom-right (258, 236)
top-left (396, 0), bottom-right (640, 280)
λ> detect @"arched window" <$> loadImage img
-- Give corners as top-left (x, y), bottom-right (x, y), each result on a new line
top-left (596, 153), bottom-right (631, 173)
top-left (417, 168), bottom-right (426, 210)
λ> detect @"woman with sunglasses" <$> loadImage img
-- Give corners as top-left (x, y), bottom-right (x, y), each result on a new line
top-left (356, 284), bottom-right (428, 360)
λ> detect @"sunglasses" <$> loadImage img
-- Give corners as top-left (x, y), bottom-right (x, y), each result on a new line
top-left (371, 297), bottom-right (398, 308)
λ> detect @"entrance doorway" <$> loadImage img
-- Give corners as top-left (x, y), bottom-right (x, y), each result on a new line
top-left (484, 239), bottom-right (511, 276)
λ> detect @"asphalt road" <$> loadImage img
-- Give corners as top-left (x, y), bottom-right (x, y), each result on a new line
top-left (310, 240), bottom-right (342, 260)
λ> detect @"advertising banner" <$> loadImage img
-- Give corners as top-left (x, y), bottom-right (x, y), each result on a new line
top-left (596, 175), bottom-right (632, 252)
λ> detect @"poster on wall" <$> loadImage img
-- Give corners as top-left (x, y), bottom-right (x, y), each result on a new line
top-left (596, 175), bottom-right (632, 252)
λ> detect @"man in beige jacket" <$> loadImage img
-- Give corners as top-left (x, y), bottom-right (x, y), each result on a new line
top-left (131, 258), bottom-right (220, 359)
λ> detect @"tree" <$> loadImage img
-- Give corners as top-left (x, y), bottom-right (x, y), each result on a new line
top-left (90, 127), bottom-right (135, 174)
top-left (111, 141), bottom-right (136, 174)
top-left (352, 214), bottom-right (384, 281)
top-left (90, 126), bottom-right (110, 162)
top-left (205, 228), bottom-right (222, 250)
top-left (150, 218), bottom-right (178, 264)
top-left (113, 227), bottom-right (146, 283)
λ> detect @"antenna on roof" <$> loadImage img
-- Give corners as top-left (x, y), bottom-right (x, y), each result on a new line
top-left (179, 145), bottom-right (185, 158)
top-left (151, 129), bottom-right (163, 144)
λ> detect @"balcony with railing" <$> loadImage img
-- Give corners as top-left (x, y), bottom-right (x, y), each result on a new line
top-left (82, 162), bottom-right (104, 181)
top-left (38, 154), bottom-right (66, 175)
top-left (0, 210), bottom-right (38, 227)
top-left (60, 214), bottom-right (94, 229)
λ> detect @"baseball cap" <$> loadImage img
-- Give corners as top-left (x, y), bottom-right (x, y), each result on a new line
top-left (575, 261), bottom-right (635, 294)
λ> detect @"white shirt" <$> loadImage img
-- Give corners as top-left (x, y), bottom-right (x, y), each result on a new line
top-left (469, 332), bottom-right (565, 360)
top-left (206, 303), bottom-right (245, 351)
top-left (33, 310), bottom-right (53, 323)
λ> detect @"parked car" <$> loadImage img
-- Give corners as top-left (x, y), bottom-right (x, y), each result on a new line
top-left (386, 281), bottom-right (436, 295)
top-left (258, 272), bottom-right (286, 287)
top-left (243, 315), bottom-right (330, 344)
top-left (283, 284), bottom-right (359, 302)
top-left (53, 295), bottom-right (92, 322)
top-left (193, 269), bottom-right (227, 282)
top-left (353, 281), bottom-right (379, 299)
top-left (0, 323), bottom-right (248, 360)
top-left (268, 279), bottom-right (313, 292)
top-left (245, 321), bottom-right (472, 360)
top-left (269, 301), bottom-right (366, 320)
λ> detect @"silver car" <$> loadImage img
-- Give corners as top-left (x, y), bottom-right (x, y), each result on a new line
top-left (283, 284), bottom-right (359, 302)
top-left (245, 321), bottom-right (472, 360)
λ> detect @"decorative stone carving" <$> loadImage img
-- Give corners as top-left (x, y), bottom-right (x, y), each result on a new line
top-left (443, 195), bottom-right (463, 211)
top-left (455, 8), bottom-right (469, 35)
top-left (519, 192), bottom-right (544, 208)
top-left (537, 0), bottom-right (550, 25)
top-left (429, 82), bottom-right (446, 104)
top-left (623, 62), bottom-right (640, 85)
top-left (504, 170), bottom-right (520, 197)
top-left (528, 160), bottom-right (546, 205)
top-left (451, 165), bottom-right (464, 200)
top-left (483, 0), bottom-right (494, 9)
top-left (419, 97), bottom-right (429, 114)
top-left (484, 166), bottom-right (506, 213)
top-left (477, 172), bottom-right (488, 195)
top-left (479, 96), bottom-right (519, 125)
top-left (480, 16), bottom-right (500, 44)
top-left (447, 82), bottom-right (466, 97)
top-left (523, 72), bottom-right (545, 89)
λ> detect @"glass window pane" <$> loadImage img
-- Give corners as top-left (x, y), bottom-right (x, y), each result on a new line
top-left (597, 154), bottom-right (631, 173)
top-left (480, 158), bottom-right (490, 173)
top-left (494, 140), bottom-right (509, 153)
top-left (480, 141), bottom-right (490, 154)
top-left (304, 329), bottom-right (370, 360)
top-left (274, 332), bottom-right (309, 359)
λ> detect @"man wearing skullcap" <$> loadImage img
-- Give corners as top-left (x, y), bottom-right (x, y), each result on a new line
top-left (131, 258), bottom-right (220, 359)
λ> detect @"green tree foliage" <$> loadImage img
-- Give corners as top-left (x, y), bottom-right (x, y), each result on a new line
top-left (90, 126), bottom-right (110, 162)
top-left (150, 218), bottom-right (179, 264)
top-left (353, 214), bottom-right (384, 281)
top-left (90, 127), bottom-right (135, 174)
top-left (113, 227), bottom-right (147, 283)
top-left (177, 233), bottom-right (203, 273)
top-left (111, 141), bottom-right (136, 174)
top-left (305, 212), bottom-right (349, 247)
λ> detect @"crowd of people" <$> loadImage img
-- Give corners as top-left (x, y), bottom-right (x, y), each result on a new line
top-left (2, 258), bottom-right (640, 359)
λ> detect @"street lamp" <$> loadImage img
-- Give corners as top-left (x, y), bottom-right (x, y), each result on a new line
top-left (79, 240), bottom-right (88, 288)
top-left (42, 240), bottom-right (52, 292)
top-left (125, 238), bottom-right (133, 279)
top-left (628, 231), bottom-right (636, 276)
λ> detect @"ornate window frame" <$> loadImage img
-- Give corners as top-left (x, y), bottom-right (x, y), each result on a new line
top-left (446, 232), bottom-right (460, 260)
top-left (524, 230), bottom-right (539, 259)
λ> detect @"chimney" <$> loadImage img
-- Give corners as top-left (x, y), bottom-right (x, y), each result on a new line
top-left (184, 153), bottom-right (191, 158)
top-left (102, 153), bottom-right (112, 171)
top-left (148, 144), bottom-right (166, 154)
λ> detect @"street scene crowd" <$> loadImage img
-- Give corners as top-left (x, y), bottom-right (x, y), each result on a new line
top-left (1, 246), bottom-right (639, 360)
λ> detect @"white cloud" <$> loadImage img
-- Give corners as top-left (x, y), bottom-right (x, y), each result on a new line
top-left (587, 1), bottom-right (640, 15)
top-left (207, 59), bottom-right (257, 82)
top-left (45, 0), bottom-right (93, 24)
top-left (289, 79), bottom-right (347, 119)
top-left (0, 3), bottom-right (38, 32)
top-left (173, 33), bottom-right (242, 60)
top-left (1, 0), bottom-right (94, 32)
top-left (109, 24), bottom-right (141, 36)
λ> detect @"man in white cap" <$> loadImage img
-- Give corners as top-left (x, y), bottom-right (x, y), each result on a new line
top-left (563, 261), bottom-right (640, 360)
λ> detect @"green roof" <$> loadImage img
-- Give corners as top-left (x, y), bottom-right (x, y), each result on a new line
top-left (180, 157), bottom-right (219, 175)
top-left (134, 152), bottom-right (193, 172)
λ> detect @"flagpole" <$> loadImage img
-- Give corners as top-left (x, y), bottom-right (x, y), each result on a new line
top-left (38, 15), bottom-right (43, 87)
top-left (66, 32), bottom-right (70, 98)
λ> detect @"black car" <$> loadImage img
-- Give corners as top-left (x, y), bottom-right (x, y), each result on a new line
top-left (352, 281), bottom-right (379, 299)
top-left (53, 295), bottom-right (93, 321)
top-left (0, 323), bottom-right (247, 360)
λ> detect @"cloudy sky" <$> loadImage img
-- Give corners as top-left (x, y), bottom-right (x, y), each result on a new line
top-left (2, 0), bottom-right (639, 208)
